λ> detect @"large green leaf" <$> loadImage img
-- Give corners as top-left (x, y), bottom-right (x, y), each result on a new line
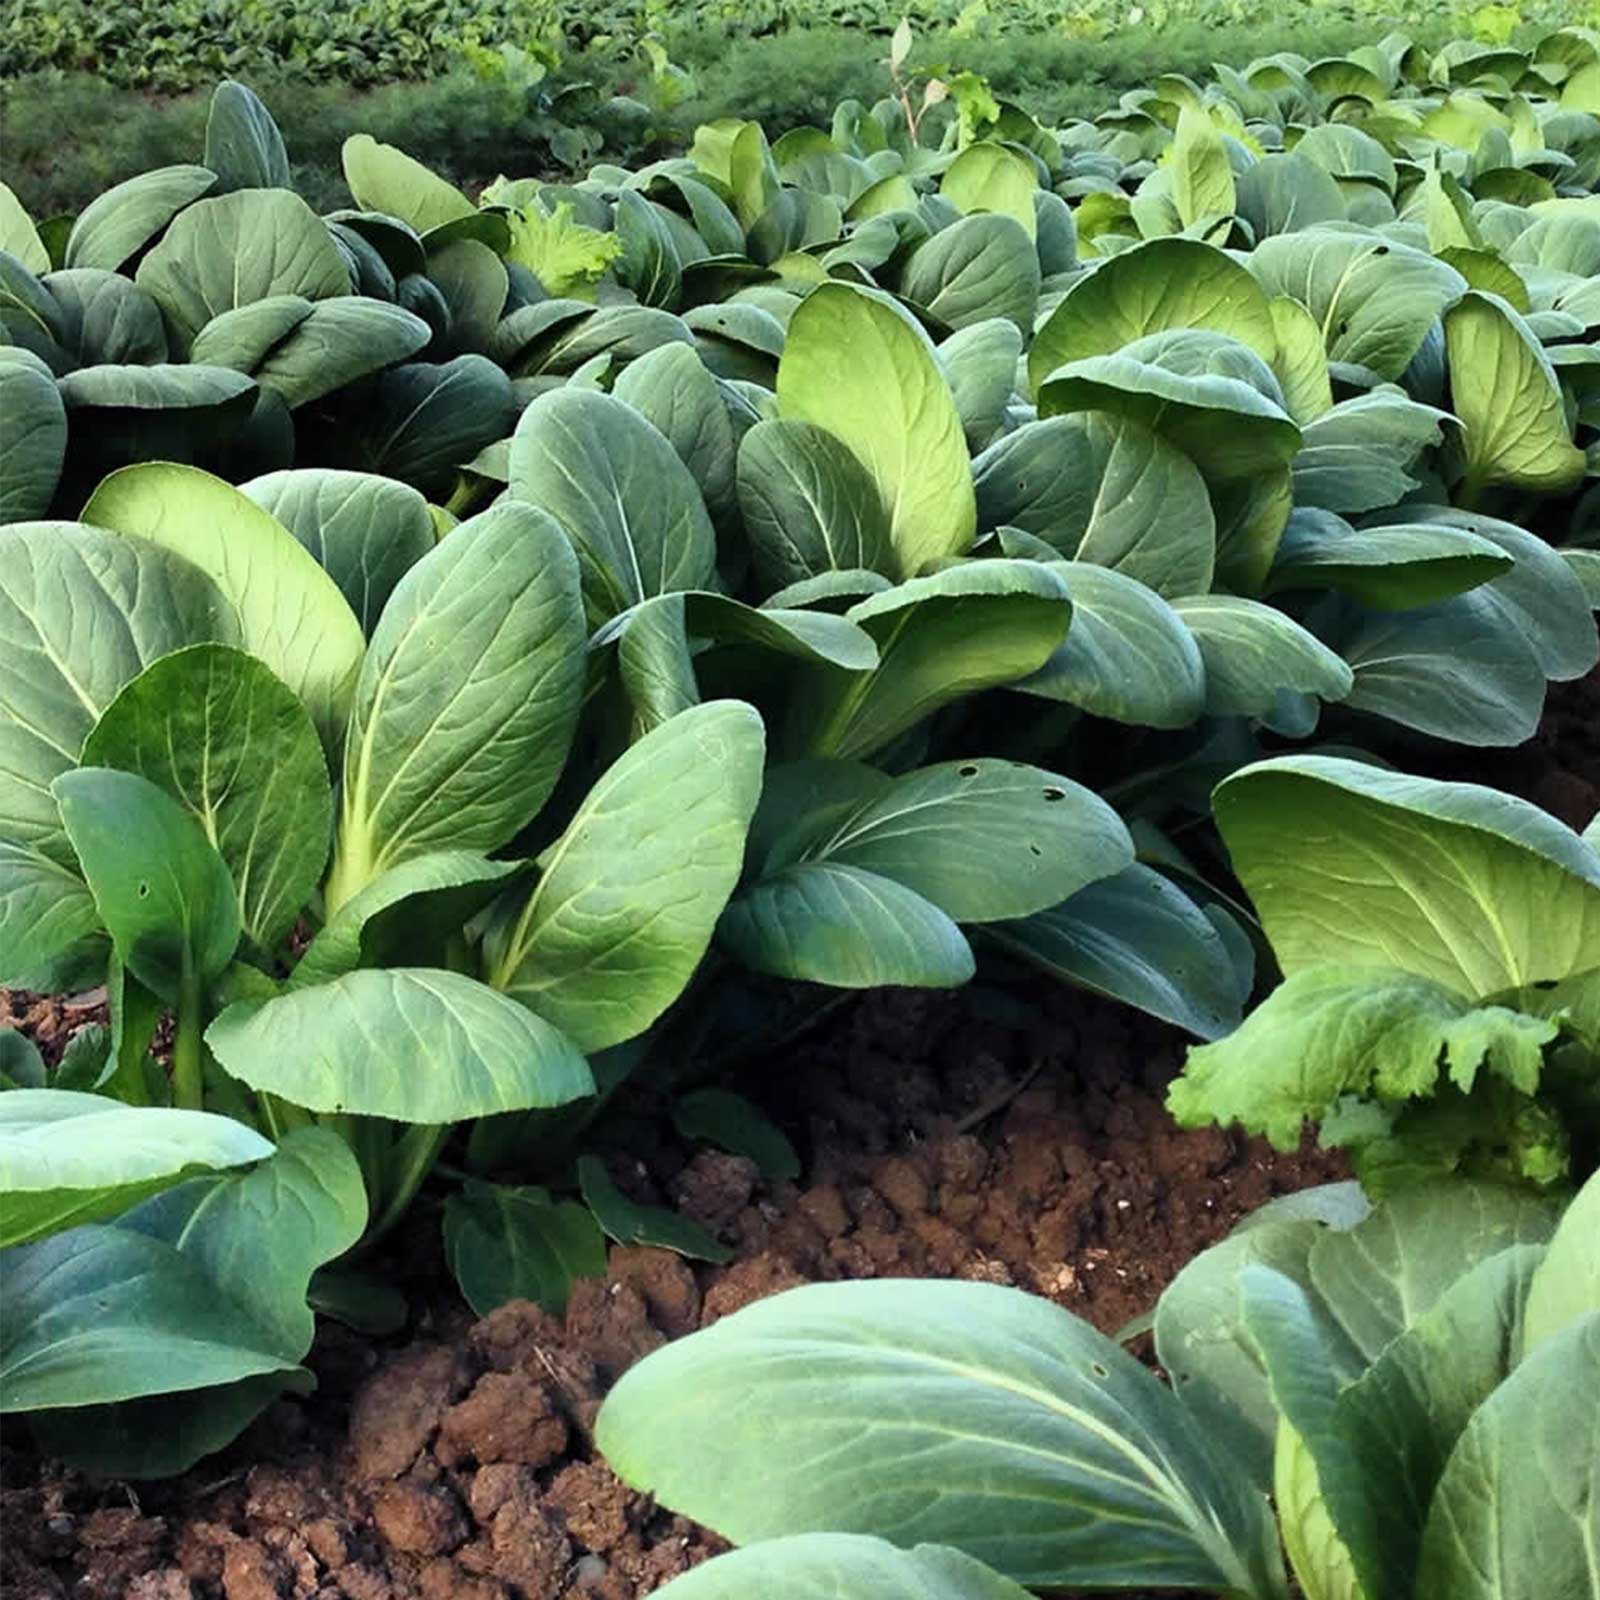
top-left (1212, 755), bottom-right (1600, 993)
top-left (612, 341), bottom-right (739, 518)
top-left (43, 268), bottom-right (168, 366)
top-left (443, 1178), bottom-right (606, 1318)
top-left (1521, 1171), bottom-right (1600, 1360)
top-left (776, 282), bottom-right (976, 578)
top-left (1290, 390), bottom-right (1452, 514)
top-left (0, 842), bottom-right (103, 990)
top-left (485, 701), bottom-right (765, 1052)
top-left (340, 135), bottom-right (474, 234)
top-left (358, 355), bottom-right (514, 495)
top-left (0, 1128), bottom-right (364, 1436)
top-left (648, 1536), bottom-right (1036, 1600)
top-left (786, 562), bottom-right (1071, 760)
top-left (54, 768), bottom-right (240, 1003)
top-left (204, 81), bottom-right (290, 193)
top-left (64, 165), bottom-right (215, 273)
top-left (1014, 561), bottom-right (1205, 727)
top-left (1039, 329), bottom-right (1302, 482)
top-left (510, 387), bottom-right (716, 626)
top-left (0, 520), bottom-right (237, 866)
top-left (0, 348), bottom-right (66, 523)
top-left (81, 644), bottom-right (331, 954)
top-left (1029, 237), bottom-right (1278, 393)
top-left (940, 144), bottom-right (1039, 237)
top-left (1248, 228), bottom-right (1466, 379)
top-left (787, 758), bottom-right (1133, 923)
top-left (598, 1279), bottom-right (1285, 1596)
top-left (1167, 964), bottom-right (1558, 1151)
top-left (974, 416), bottom-right (1215, 597)
top-left (1170, 105), bottom-right (1237, 226)
top-left (1413, 1315), bottom-right (1600, 1600)
top-left (0, 1091), bottom-right (273, 1248)
top-left (134, 189), bottom-right (350, 349)
top-left (1266, 510), bottom-right (1511, 610)
top-left (207, 968), bottom-right (593, 1120)
top-left (736, 419), bottom-right (895, 590)
top-left (900, 214), bottom-right (1041, 333)
top-left (241, 468), bottom-right (435, 635)
top-left (326, 501), bottom-right (585, 912)
top-left (941, 319), bottom-right (1022, 452)
top-left (1444, 291), bottom-right (1586, 495)
top-left (81, 465), bottom-right (365, 753)
top-left (244, 297), bottom-right (431, 409)
top-left (989, 864), bottom-right (1249, 1040)
top-left (0, 183), bottom-right (50, 274)
top-left (1171, 595), bottom-right (1352, 719)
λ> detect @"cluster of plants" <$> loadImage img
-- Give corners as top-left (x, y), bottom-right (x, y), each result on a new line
top-left (1, 19), bottom-right (1597, 1514)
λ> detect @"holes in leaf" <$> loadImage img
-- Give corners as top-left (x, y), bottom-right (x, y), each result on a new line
top-left (1090, 1361), bottom-right (1109, 1379)
top-left (1042, 786), bottom-right (1066, 802)
top-left (957, 763), bottom-right (979, 778)
top-left (1029, 844), bottom-right (1042, 857)
top-left (137, 882), bottom-right (151, 898)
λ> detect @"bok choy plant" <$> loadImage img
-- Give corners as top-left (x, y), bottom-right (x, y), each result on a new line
top-left (1167, 756), bottom-right (1600, 1193)
top-left (598, 1173), bottom-right (1600, 1600)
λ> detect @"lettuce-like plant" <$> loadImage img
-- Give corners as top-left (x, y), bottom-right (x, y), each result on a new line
top-left (1167, 756), bottom-right (1600, 1192)
top-left (598, 1174), bottom-right (1600, 1600)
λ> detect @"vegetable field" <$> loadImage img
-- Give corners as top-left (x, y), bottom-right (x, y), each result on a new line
top-left (2, 15), bottom-right (1599, 1600)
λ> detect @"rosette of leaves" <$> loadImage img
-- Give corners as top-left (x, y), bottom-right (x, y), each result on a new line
top-left (598, 1173), bottom-right (1600, 1600)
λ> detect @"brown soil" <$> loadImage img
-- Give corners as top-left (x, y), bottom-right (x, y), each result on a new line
top-left (2, 664), bottom-right (1594, 1600)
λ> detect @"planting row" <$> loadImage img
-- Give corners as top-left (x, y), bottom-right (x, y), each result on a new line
top-left (0, 25), bottom-right (1597, 1591)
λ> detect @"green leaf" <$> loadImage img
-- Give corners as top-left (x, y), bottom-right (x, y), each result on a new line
top-left (1170, 595), bottom-right (1352, 719)
top-left (54, 768), bottom-right (240, 1004)
top-left (204, 82), bottom-right (289, 193)
top-left (776, 281), bottom-right (976, 579)
top-left (1039, 329), bottom-right (1302, 483)
top-left (1413, 1315), bottom-right (1600, 1600)
top-left (989, 864), bottom-right (1249, 1041)
top-left (597, 1279), bottom-right (1285, 1595)
top-left (975, 416), bottom-right (1215, 597)
top-left (1521, 1170), bottom-right (1600, 1359)
top-left (190, 294), bottom-right (313, 372)
top-left (245, 296), bottom-right (432, 409)
top-left (341, 135), bottom-right (474, 234)
top-left (941, 318), bottom-right (1022, 452)
top-left (1266, 510), bottom-right (1511, 610)
top-left (44, 269), bottom-right (168, 365)
top-left (81, 465), bottom-right (366, 755)
top-left (0, 1126), bottom-right (364, 1416)
top-left (939, 145), bottom-right (1038, 238)
top-left (720, 861), bottom-right (975, 988)
top-left (0, 842), bottom-right (103, 990)
top-left (1170, 105), bottom-right (1237, 227)
top-left (1444, 291), bottom-right (1585, 495)
top-left (788, 758), bottom-right (1132, 923)
top-left (1212, 755), bottom-right (1600, 993)
top-left (1248, 227), bottom-right (1467, 380)
top-left (1167, 964), bottom-right (1559, 1150)
top-left (1029, 237), bottom-right (1278, 394)
top-left (82, 645), bottom-right (331, 955)
top-left (504, 199), bottom-right (623, 299)
top-left (900, 214), bottom-right (1041, 333)
top-left (360, 355), bottom-right (515, 496)
top-left (134, 190), bottom-right (351, 349)
top-left (0, 183), bottom-right (50, 274)
top-left (1267, 294), bottom-right (1335, 423)
top-left (427, 237), bottom-right (508, 356)
top-left (325, 501), bottom-right (585, 912)
top-left (443, 1178), bottom-right (607, 1317)
top-left (646, 1536), bottom-right (1037, 1600)
top-left (242, 468), bottom-right (436, 636)
top-left (736, 420), bottom-right (895, 590)
top-left (578, 1155), bottom-right (734, 1263)
top-left (486, 701), bottom-right (765, 1053)
top-left (0, 347), bottom-right (66, 523)
top-left (1290, 390), bottom-right (1452, 514)
top-left (207, 968), bottom-right (592, 1121)
top-left (1014, 561), bottom-right (1205, 727)
top-left (787, 562), bottom-right (1071, 761)
top-left (294, 851), bottom-right (522, 988)
top-left (0, 1029), bottom-right (45, 1090)
top-left (612, 342), bottom-right (739, 518)
top-left (673, 1088), bottom-right (800, 1184)
top-left (0, 1090), bottom-right (272, 1248)
top-left (64, 165), bottom-right (215, 273)
top-left (0, 519), bottom-right (237, 869)
top-left (510, 388), bottom-right (717, 626)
